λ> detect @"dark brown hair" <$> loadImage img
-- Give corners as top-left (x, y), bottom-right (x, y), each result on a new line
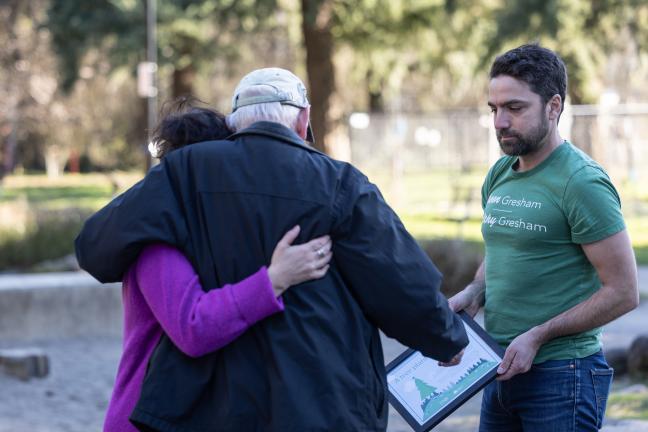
top-left (490, 43), bottom-right (568, 121)
top-left (151, 96), bottom-right (231, 158)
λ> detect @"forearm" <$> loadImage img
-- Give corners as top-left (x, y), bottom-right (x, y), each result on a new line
top-left (76, 164), bottom-right (186, 283)
top-left (138, 245), bottom-right (283, 357)
top-left (451, 260), bottom-right (486, 315)
top-left (466, 261), bottom-right (486, 306)
top-left (533, 230), bottom-right (639, 345)
top-left (336, 230), bottom-right (468, 361)
top-left (171, 268), bottom-right (283, 357)
top-left (532, 282), bottom-right (638, 345)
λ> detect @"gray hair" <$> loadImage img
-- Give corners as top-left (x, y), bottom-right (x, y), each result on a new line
top-left (226, 85), bottom-right (301, 132)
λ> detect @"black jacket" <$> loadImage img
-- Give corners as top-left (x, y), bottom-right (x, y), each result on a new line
top-left (75, 121), bottom-right (468, 432)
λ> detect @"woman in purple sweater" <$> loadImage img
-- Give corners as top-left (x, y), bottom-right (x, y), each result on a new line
top-left (104, 99), bottom-right (332, 432)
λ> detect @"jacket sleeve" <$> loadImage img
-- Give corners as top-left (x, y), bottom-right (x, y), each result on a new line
top-left (331, 169), bottom-right (468, 362)
top-left (75, 160), bottom-right (189, 283)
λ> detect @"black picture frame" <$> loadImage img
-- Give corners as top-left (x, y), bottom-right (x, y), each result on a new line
top-left (385, 311), bottom-right (505, 431)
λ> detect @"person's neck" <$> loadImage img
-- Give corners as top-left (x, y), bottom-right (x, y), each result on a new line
top-left (516, 130), bottom-right (564, 172)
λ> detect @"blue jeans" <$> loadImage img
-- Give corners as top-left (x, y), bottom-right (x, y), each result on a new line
top-left (479, 351), bottom-right (614, 432)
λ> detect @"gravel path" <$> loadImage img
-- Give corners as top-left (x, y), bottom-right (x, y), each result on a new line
top-left (0, 335), bottom-right (481, 432)
top-left (2, 334), bottom-right (647, 432)
top-left (1, 267), bottom-right (646, 431)
top-left (0, 337), bottom-right (121, 432)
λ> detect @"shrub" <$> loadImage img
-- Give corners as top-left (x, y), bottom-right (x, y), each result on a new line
top-left (418, 238), bottom-right (484, 298)
top-left (0, 208), bottom-right (91, 271)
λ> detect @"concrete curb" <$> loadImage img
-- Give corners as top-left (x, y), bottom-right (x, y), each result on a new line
top-left (0, 272), bottom-right (121, 341)
top-left (0, 266), bottom-right (645, 342)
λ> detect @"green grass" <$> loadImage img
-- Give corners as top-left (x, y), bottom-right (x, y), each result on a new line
top-left (636, 246), bottom-right (648, 266)
top-left (607, 392), bottom-right (648, 420)
top-left (365, 169), bottom-right (648, 265)
top-left (628, 218), bottom-right (648, 265)
top-left (0, 186), bottom-right (115, 211)
top-left (0, 210), bottom-right (91, 270)
top-left (397, 214), bottom-right (648, 265)
top-left (0, 172), bottom-right (141, 210)
top-left (0, 185), bottom-right (112, 202)
top-left (0, 173), bottom-right (142, 271)
top-left (1, 171), bottom-right (647, 269)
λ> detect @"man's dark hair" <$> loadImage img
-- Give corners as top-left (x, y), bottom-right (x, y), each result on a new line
top-left (152, 96), bottom-right (231, 158)
top-left (490, 43), bottom-right (568, 119)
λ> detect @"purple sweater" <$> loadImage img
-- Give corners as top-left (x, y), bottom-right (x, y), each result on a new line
top-left (104, 244), bottom-right (284, 432)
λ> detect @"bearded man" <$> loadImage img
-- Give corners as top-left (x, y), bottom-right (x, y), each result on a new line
top-left (449, 44), bottom-right (638, 431)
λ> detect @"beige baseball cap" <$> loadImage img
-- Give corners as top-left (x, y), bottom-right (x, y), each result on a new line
top-left (231, 67), bottom-right (310, 112)
top-left (231, 68), bottom-right (314, 142)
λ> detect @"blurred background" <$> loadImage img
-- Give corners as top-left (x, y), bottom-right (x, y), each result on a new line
top-left (2, 1), bottom-right (648, 430)
top-left (1, 0), bottom-right (647, 275)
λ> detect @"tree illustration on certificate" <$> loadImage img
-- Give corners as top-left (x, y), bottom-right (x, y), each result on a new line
top-left (387, 321), bottom-right (501, 425)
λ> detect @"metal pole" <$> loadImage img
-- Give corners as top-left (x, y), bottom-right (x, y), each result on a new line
top-left (145, 0), bottom-right (157, 170)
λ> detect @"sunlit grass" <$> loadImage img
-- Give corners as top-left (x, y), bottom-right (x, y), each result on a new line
top-left (628, 218), bottom-right (648, 265)
top-left (0, 173), bottom-right (145, 270)
top-left (401, 215), bottom-right (483, 242)
top-left (0, 185), bottom-right (113, 203)
top-left (366, 169), bottom-right (648, 264)
top-left (0, 172), bottom-right (142, 210)
top-left (1, 170), bottom-right (647, 266)
top-left (2, 172), bottom-right (142, 189)
top-left (607, 392), bottom-right (648, 420)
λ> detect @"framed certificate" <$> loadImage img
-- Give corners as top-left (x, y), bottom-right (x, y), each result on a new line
top-left (385, 312), bottom-right (504, 431)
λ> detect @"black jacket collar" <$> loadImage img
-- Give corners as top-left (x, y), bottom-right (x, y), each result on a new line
top-left (229, 121), bottom-right (322, 155)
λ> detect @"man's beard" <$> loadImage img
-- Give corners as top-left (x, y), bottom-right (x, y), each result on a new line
top-left (497, 115), bottom-right (549, 156)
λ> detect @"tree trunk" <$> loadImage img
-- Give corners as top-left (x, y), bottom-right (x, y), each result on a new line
top-left (134, 94), bottom-right (151, 171)
top-left (44, 145), bottom-right (67, 178)
top-left (172, 64), bottom-right (196, 98)
top-left (301, 0), bottom-right (336, 154)
top-left (367, 68), bottom-right (385, 113)
top-left (0, 0), bottom-right (23, 180)
top-left (2, 110), bottom-right (18, 178)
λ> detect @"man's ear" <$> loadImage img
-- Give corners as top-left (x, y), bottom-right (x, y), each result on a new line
top-left (547, 94), bottom-right (562, 120)
top-left (296, 106), bottom-right (311, 140)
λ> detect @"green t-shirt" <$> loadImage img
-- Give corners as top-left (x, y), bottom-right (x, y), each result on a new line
top-left (481, 141), bottom-right (625, 363)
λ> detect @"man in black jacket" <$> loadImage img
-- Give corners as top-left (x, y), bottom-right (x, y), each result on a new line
top-left (76, 67), bottom-right (468, 431)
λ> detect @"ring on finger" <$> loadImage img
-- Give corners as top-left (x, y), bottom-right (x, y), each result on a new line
top-left (316, 248), bottom-right (325, 258)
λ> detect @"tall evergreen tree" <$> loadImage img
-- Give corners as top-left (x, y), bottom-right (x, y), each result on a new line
top-left (414, 377), bottom-right (438, 400)
top-left (47, 0), bottom-right (278, 98)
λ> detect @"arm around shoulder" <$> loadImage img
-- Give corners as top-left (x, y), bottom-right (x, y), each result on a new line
top-left (75, 161), bottom-right (188, 283)
top-left (136, 244), bottom-right (283, 357)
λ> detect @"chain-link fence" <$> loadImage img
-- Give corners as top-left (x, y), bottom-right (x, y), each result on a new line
top-left (347, 104), bottom-right (648, 220)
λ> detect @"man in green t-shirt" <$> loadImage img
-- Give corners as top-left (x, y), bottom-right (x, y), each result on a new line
top-left (450, 44), bottom-right (639, 431)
